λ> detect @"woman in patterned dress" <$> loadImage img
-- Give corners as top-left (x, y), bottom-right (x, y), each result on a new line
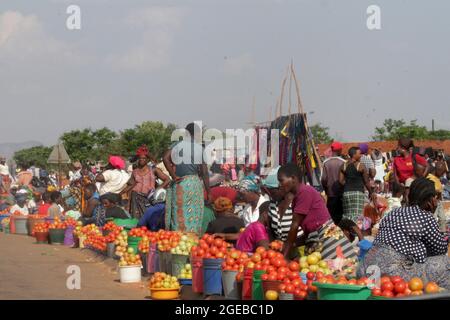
top-left (358, 177), bottom-right (449, 289)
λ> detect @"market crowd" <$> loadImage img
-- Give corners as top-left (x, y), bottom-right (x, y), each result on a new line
top-left (0, 124), bottom-right (449, 289)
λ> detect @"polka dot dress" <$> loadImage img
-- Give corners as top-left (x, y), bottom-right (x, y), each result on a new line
top-left (374, 205), bottom-right (447, 263)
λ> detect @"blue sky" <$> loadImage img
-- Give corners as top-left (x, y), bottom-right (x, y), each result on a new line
top-left (1, 0), bottom-right (449, 145)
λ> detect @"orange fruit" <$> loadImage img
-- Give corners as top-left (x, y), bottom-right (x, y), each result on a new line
top-left (408, 277), bottom-right (424, 291)
top-left (424, 282), bottom-right (440, 294)
top-left (410, 290), bottom-right (423, 296)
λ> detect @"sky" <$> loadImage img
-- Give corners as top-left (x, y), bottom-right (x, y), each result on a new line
top-left (1, 0), bottom-right (449, 146)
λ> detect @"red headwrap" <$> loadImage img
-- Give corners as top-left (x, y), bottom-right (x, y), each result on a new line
top-left (136, 145), bottom-right (149, 157)
top-left (108, 156), bottom-right (125, 170)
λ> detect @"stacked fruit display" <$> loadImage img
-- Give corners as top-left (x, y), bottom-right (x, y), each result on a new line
top-left (64, 217), bottom-right (78, 228)
top-left (32, 222), bottom-right (50, 234)
top-left (48, 217), bottom-right (66, 229)
top-left (114, 230), bottom-right (129, 257)
top-left (118, 247), bottom-right (142, 267)
top-left (190, 234), bottom-right (230, 259)
top-left (149, 272), bottom-right (180, 289)
top-left (371, 276), bottom-right (443, 298)
top-left (73, 221), bottom-right (83, 237)
top-left (138, 235), bottom-right (150, 253)
top-left (221, 248), bottom-right (250, 272)
top-left (269, 240), bottom-right (283, 251)
top-left (298, 252), bottom-right (332, 275)
top-left (157, 230), bottom-right (182, 252)
top-left (85, 234), bottom-right (107, 252)
top-left (315, 273), bottom-right (373, 286)
top-left (129, 226), bottom-right (149, 238)
top-left (103, 221), bottom-right (123, 243)
top-left (178, 264), bottom-right (193, 279)
top-left (80, 223), bottom-right (102, 235)
top-left (171, 234), bottom-right (198, 255)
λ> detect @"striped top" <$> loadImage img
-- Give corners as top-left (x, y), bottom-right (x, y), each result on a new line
top-left (268, 201), bottom-right (303, 241)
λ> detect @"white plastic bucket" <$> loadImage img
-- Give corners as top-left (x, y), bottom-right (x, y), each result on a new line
top-left (119, 265), bottom-right (142, 283)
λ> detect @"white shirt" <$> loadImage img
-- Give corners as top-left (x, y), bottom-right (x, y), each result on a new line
top-left (69, 170), bottom-right (82, 182)
top-left (10, 204), bottom-right (29, 216)
top-left (0, 164), bottom-right (10, 176)
top-left (99, 169), bottom-right (130, 195)
top-left (240, 194), bottom-right (270, 226)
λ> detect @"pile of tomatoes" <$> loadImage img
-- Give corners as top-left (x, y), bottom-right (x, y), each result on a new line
top-left (190, 234), bottom-right (231, 259)
top-left (49, 217), bottom-right (66, 229)
top-left (103, 222), bottom-right (123, 243)
top-left (221, 248), bottom-right (250, 272)
top-left (64, 217), bottom-right (78, 228)
top-left (128, 226), bottom-right (149, 238)
top-left (269, 240), bottom-right (283, 251)
top-left (156, 230), bottom-right (182, 252)
top-left (315, 273), bottom-right (373, 286)
top-left (371, 276), bottom-right (440, 298)
top-left (138, 236), bottom-right (150, 253)
top-left (32, 222), bottom-right (50, 235)
top-left (84, 234), bottom-right (107, 252)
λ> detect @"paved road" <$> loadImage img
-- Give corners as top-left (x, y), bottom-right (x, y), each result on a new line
top-left (0, 233), bottom-right (148, 300)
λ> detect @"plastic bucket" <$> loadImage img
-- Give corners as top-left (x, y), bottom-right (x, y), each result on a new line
top-left (27, 216), bottom-right (46, 236)
top-left (127, 236), bottom-right (142, 254)
top-left (64, 226), bottom-right (75, 246)
top-left (147, 244), bottom-right (160, 274)
top-left (13, 216), bottom-right (29, 235)
top-left (242, 268), bottom-right (253, 300)
top-left (172, 254), bottom-right (189, 277)
top-left (119, 265), bottom-right (142, 283)
top-left (35, 231), bottom-right (49, 244)
top-left (49, 228), bottom-right (66, 244)
top-left (313, 282), bottom-right (371, 300)
top-left (262, 280), bottom-right (282, 296)
top-left (191, 255), bottom-right (203, 293)
top-left (252, 270), bottom-right (266, 300)
top-left (158, 251), bottom-right (172, 274)
top-left (279, 293), bottom-right (294, 300)
top-left (203, 258), bottom-right (223, 295)
top-left (113, 218), bottom-right (138, 230)
top-left (107, 243), bottom-right (115, 258)
top-left (222, 270), bottom-right (239, 299)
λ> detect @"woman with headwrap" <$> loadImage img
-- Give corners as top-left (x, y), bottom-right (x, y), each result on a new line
top-left (96, 155), bottom-right (130, 196)
top-left (237, 175), bottom-right (269, 227)
top-left (163, 122), bottom-right (210, 235)
top-left (121, 145), bottom-right (170, 219)
top-left (9, 190), bottom-right (30, 215)
top-left (206, 197), bottom-right (245, 245)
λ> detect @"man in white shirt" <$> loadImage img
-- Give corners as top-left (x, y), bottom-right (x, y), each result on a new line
top-left (0, 156), bottom-right (12, 193)
top-left (69, 161), bottom-right (83, 182)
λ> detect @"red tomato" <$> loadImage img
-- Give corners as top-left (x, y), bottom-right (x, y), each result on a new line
top-left (381, 290), bottom-right (394, 298)
top-left (267, 273), bottom-right (277, 281)
top-left (381, 282), bottom-right (394, 292)
top-left (283, 278), bottom-right (291, 285)
top-left (371, 288), bottom-right (382, 296)
top-left (261, 274), bottom-right (269, 281)
top-left (288, 261), bottom-right (299, 272)
top-left (266, 266), bottom-right (276, 274)
top-left (390, 276), bottom-right (403, 285)
top-left (261, 259), bottom-right (271, 266)
top-left (278, 267), bottom-right (289, 274)
top-left (292, 279), bottom-right (302, 288)
top-left (252, 253), bottom-right (262, 263)
top-left (279, 284), bottom-right (286, 292)
top-left (214, 238), bottom-right (224, 248)
top-left (285, 284), bottom-right (295, 294)
top-left (295, 290), bottom-right (307, 300)
top-left (306, 272), bottom-right (315, 280)
top-left (255, 246), bottom-right (266, 255)
top-left (293, 288), bottom-right (302, 297)
top-left (254, 263), bottom-right (263, 270)
top-left (267, 250), bottom-right (276, 259)
top-left (380, 276), bottom-right (391, 285)
top-left (394, 281), bottom-right (407, 294)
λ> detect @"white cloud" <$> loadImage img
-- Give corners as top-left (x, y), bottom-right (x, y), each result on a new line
top-left (222, 53), bottom-right (255, 75)
top-left (0, 11), bottom-right (86, 65)
top-left (106, 6), bottom-right (187, 72)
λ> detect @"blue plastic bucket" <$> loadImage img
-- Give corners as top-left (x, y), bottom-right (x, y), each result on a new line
top-left (203, 258), bottom-right (223, 295)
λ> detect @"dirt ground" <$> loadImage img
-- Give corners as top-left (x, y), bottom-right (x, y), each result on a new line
top-left (0, 233), bottom-right (148, 300)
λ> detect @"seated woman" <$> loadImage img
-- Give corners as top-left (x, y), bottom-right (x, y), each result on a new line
top-left (207, 197), bottom-right (245, 245)
top-left (235, 201), bottom-right (271, 253)
top-left (238, 176), bottom-right (269, 226)
top-left (10, 192), bottom-right (29, 215)
top-left (100, 193), bottom-right (130, 220)
top-left (358, 177), bottom-right (449, 290)
top-left (80, 184), bottom-right (101, 225)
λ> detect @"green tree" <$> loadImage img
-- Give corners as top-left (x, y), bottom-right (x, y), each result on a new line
top-left (60, 127), bottom-right (118, 163)
top-left (13, 146), bottom-right (52, 168)
top-left (118, 121), bottom-right (177, 160)
top-left (310, 123), bottom-right (333, 144)
top-left (372, 119), bottom-right (450, 141)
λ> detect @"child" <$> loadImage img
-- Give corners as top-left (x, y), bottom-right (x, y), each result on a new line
top-left (37, 192), bottom-right (52, 215)
top-left (235, 201), bottom-right (271, 253)
top-left (386, 182), bottom-right (404, 214)
top-left (48, 191), bottom-right (64, 219)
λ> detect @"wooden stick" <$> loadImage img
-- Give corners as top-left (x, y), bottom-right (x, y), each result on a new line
top-left (278, 66), bottom-right (289, 118)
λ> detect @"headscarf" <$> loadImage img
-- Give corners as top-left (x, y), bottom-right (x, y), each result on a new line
top-left (213, 197), bottom-right (233, 213)
top-left (359, 143), bottom-right (369, 155)
top-left (136, 145), bottom-right (150, 158)
top-left (262, 166), bottom-right (280, 189)
top-left (108, 156), bottom-right (126, 170)
top-left (100, 192), bottom-right (121, 204)
top-left (238, 176), bottom-right (261, 193)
